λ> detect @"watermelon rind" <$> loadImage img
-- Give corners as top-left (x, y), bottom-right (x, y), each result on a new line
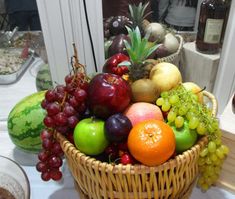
top-left (7, 91), bottom-right (46, 153)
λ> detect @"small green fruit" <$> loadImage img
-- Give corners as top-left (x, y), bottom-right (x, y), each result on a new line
top-left (171, 121), bottom-right (198, 153)
top-left (73, 118), bottom-right (109, 155)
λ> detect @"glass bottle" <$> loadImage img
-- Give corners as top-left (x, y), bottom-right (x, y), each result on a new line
top-left (196, 0), bottom-right (228, 54)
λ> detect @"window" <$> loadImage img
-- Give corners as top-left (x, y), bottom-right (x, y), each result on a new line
top-left (37, 0), bottom-right (235, 114)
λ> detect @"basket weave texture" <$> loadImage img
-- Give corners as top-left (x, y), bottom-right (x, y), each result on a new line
top-left (55, 91), bottom-right (217, 199)
top-left (155, 35), bottom-right (184, 66)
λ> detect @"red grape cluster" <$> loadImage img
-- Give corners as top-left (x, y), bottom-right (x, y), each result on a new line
top-left (36, 128), bottom-right (63, 181)
top-left (36, 72), bottom-right (89, 181)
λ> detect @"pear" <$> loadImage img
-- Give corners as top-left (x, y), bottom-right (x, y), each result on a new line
top-left (131, 79), bottom-right (158, 103)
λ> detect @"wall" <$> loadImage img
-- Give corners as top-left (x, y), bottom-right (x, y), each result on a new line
top-left (213, 0), bottom-right (235, 114)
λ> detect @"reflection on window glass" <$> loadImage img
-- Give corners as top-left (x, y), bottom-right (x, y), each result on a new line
top-left (158, 0), bottom-right (198, 32)
top-left (2, 0), bottom-right (41, 31)
top-left (102, 0), bottom-right (185, 61)
top-left (0, 0), bottom-right (51, 88)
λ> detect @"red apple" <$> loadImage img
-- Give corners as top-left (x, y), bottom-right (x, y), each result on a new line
top-left (124, 102), bottom-right (164, 126)
top-left (102, 53), bottom-right (129, 76)
top-left (87, 73), bottom-right (131, 119)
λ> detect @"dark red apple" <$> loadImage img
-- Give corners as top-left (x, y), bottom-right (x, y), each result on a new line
top-left (102, 53), bottom-right (129, 76)
top-left (155, 44), bottom-right (170, 58)
top-left (108, 34), bottom-right (130, 57)
top-left (105, 113), bottom-right (132, 142)
top-left (148, 44), bottom-right (170, 59)
top-left (87, 73), bottom-right (131, 119)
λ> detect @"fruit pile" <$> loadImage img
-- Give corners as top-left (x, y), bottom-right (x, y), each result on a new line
top-left (104, 2), bottom-right (180, 61)
top-left (36, 44), bottom-right (228, 193)
top-left (35, 19), bottom-right (228, 194)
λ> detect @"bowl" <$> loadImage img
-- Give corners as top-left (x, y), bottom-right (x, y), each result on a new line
top-left (0, 155), bottom-right (30, 199)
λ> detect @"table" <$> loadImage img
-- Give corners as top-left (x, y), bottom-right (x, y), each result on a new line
top-left (0, 63), bottom-right (235, 199)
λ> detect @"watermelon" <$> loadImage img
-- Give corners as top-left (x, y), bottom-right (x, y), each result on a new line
top-left (7, 91), bottom-right (46, 153)
top-left (36, 64), bottom-right (53, 91)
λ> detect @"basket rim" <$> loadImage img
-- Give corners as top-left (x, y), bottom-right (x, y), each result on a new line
top-left (155, 34), bottom-right (184, 63)
top-left (56, 132), bottom-right (207, 174)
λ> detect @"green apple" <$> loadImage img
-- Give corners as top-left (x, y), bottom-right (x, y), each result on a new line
top-left (73, 117), bottom-right (109, 155)
top-left (170, 121), bottom-right (198, 153)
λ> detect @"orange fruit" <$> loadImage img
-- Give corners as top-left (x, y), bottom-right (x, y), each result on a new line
top-left (127, 119), bottom-right (176, 166)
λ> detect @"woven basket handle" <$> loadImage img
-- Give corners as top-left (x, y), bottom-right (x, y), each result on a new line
top-left (203, 91), bottom-right (218, 116)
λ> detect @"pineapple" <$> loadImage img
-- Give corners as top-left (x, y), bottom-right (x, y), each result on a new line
top-left (128, 2), bottom-right (152, 33)
top-left (123, 27), bottom-right (158, 82)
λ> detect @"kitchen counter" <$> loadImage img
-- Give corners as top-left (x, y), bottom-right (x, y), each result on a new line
top-left (0, 65), bottom-right (235, 199)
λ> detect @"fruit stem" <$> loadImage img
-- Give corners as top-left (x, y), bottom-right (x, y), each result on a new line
top-left (90, 116), bottom-right (97, 123)
top-left (196, 86), bottom-right (207, 94)
top-left (60, 93), bottom-right (68, 109)
top-left (72, 43), bottom-right (86, 74)
top-left (113, 157), bottom-right (121, 164)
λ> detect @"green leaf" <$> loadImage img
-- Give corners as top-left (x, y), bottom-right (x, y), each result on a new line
top-left (124, 39), bottom-right (135, 60)
top-left (143, 11), bottom-right (153, 20)
top-left (137, 3), bottom-right (143, 26)
top-left (143, 2), bottom-right (149, 12)
top-left (142, 2), bottom-right (152, 19)
top-left (117, 61), bottom-right (131, 67)
top-left (123, 39), bottom-right (131, 50)
top-left (124, 24), bottom-right (160, 63)
top-left (144, 31), bottom-right (150, 41)
top-left (125, 26), bottom-right (134, 48)
top-left (128, 4), bottom-right (133, 19)
top-left (145, 44), bottom-right (159, 58)
top-left (138, 38), bottom-right (148, 60)
top-left (135, 27), bottom-right (141, 47)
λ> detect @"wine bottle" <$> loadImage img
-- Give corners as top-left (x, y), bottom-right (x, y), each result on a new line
top-left (196, 0), bottom-right (229, 54)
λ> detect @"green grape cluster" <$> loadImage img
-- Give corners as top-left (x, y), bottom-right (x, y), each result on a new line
top-left (198, 139), bottom-right (229, 191)
top-left (156, 85), bottom-right (229, 191)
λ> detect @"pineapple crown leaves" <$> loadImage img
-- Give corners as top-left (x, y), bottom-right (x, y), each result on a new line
top-left (128, 2), bottom-right (152, 29)
top-left (122, 26), bottom-right (158, 65)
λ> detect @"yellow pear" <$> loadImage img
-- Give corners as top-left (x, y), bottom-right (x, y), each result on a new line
top-left (182, 82), bottom-right (204, 104)
top-left (150, 62), bottom-right (182, 96)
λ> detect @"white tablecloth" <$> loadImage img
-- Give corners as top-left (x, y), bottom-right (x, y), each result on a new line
top-left (0, 64), bottom-right (234, 199)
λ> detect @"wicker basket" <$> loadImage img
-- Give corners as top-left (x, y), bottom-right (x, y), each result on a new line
top-left (55, 91), bottom-right (217, 199)
top-left (155, 34), bottom-right (184, 66)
